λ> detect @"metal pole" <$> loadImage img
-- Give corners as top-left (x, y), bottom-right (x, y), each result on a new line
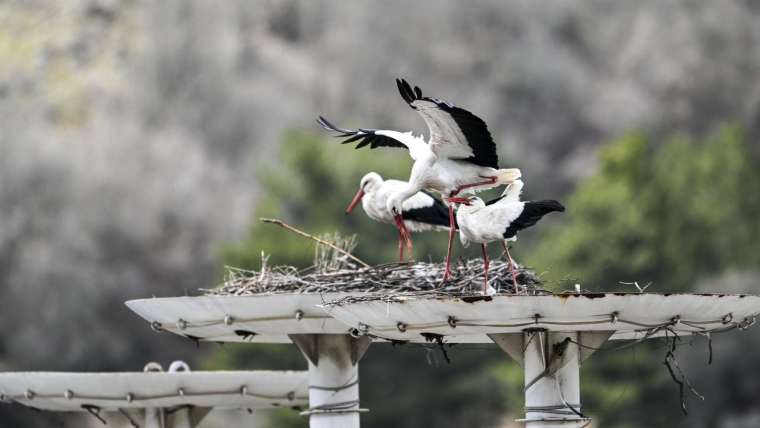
top-left (290, 334), bottom-right (371, 428)
top-left (521, 330), bottom-right (588, 428)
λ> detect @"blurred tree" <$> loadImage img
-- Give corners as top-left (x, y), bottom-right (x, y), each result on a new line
top-left (530, 126), bottom-right (760, 292)
top-left (526, 125), bottom-right (760, 427)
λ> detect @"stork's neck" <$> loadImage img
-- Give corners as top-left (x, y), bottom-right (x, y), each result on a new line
top-left (502, 180), bottom-right (524, 202)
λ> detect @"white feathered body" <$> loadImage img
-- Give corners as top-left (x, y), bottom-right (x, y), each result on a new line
top-left (456, 200), bottom-right (523, 247)
top-left (362, 178), bottom-right (449, 232)
top-left (381, 131), bottom-right (516, 194)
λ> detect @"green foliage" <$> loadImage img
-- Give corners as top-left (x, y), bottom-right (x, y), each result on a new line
top-left (526, 125), bottom-right (760, 426)
top-left (529, 126), bottom-right (760, 292)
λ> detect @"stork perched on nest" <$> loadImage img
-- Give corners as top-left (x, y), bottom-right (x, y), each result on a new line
top-left (318, 78), bottom-right (521, 283)
top-left (448, 180), bottom-right (565, 295)
top-left (346, 172), bottom-right (453, 262)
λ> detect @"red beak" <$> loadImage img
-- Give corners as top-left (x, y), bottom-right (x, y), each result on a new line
top-left (445, 196), bottom-right (471, 205)
top-left (346, 188), bottom-right (365, 214)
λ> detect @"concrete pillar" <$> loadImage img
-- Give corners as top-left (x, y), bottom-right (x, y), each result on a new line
top-left (143, 408), bottom-right (164, 428)
top-left (290, 334), bottom-right (371, 428)
top-left (522, 330), bottom-right (587, 427)
top-left (489, 330), bottom-right (612, 428)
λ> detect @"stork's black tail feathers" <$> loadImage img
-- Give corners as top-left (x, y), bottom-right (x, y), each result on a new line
top-left (527, 200), bottom-right (565, 214)
top-left (503, 200), bottom-right (564, 239)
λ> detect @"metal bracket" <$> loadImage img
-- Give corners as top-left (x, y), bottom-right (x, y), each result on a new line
top-left (289, 334), bottom-right (371, 366)
top-left (577, 331), bottom-right (613, 363)
top-left (488, 333), bottom-right (524, 365)
top-left (489, 330), bottom-right (613, 367)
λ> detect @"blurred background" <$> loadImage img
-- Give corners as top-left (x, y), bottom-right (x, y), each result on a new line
top-left (1, 1), bottom-right (760, 427)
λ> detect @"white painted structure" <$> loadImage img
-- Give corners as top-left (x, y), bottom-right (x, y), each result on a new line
top-left (127, 295), bottom-right (373, 428)
top-left (323, 293), bottom-right (760, 427)
top-left (0, 361), bottom-right (307, 428)
top-left (126, 293), bottom-right (760, 427)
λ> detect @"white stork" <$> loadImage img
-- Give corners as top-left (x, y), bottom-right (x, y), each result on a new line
top-left (318, 78), bottom-right (521, 282)
top-left (346, 172), bottom-right (453, 262)
top-left (448, 180), bottom-right (565, 295)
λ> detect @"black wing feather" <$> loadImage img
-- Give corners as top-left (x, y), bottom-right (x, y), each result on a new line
top-left (317, 116), bottom-right (407, 150)
top-left (503, 200), bottom-right (565, 239)
top-left (395, 78), bottom-right (498, 168)
top-left (401, 195), bottom-right (456, 228)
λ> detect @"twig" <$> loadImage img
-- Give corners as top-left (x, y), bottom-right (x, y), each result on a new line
top-left (260, 218), bottom-right (370, 268)
top-left (619, 281), bottom-right (652, 293)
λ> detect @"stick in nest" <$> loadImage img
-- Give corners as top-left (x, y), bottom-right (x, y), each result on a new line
top-left (260, 218), bottom-right (371, 268)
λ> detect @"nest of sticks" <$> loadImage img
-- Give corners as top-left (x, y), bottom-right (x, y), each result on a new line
top-left (203, 219), bottom-right (547, 298)
top-left (206, 259), bottom-right (545, 297)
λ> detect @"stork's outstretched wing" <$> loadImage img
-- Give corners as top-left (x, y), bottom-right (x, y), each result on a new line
top-left (317, 116), bottom-right (409, 150)
top-left (396, 78), bottom-right (499, 168)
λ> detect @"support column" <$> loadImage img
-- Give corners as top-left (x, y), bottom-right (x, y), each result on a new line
top-left (289, 334), bottom-right (371, 428)
top-left (143, 408), bottom-right (164, 428)
top-left (522, 330), bottom-right (586, 427)
top-left (489, 330), bottom-right (611, 428)
top-left (170, 408), bottom-right (193, 428)
top-left (143, 361), bottom-right (165, 428)
top-left (167, 361), bottom-right (194, 428)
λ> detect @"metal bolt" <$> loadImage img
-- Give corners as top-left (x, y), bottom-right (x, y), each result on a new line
top-left (176, 319), bottom-right (188, 330)
top-left (240, 386), bottom-right (248, 396)
top-left (126, 393), bottom-right (134, 402)
top-left (25, 389), bottom-right (35, 400)
top-left (178, 388), bottom-right (185, 397)
top-left (150, 321), bottom-right (163, 332)
top-left (447, 316), bottom-right (457, 328)
top-left (64, 390), bottom-right (73, 400)
top-left (287, 391), bottom-right (295, 401)
top-left (223, 315), bottom-right (234, 326)
top-left (722, 313), bottom-right (733, 324)
top-left (396, 322), bottom-right (407, 333)
top-left (610, 312), bottom-right (619, 323)
top-left (671, 315), bottom-right (681, 325)
top-left (295, 310), bottom-right (304, 321)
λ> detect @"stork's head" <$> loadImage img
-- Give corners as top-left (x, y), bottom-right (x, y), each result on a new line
top-left (346, 172), bottom-right (383, 214)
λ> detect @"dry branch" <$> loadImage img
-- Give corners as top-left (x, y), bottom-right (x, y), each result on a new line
top-left (259, 218), bottom-right (370, 268)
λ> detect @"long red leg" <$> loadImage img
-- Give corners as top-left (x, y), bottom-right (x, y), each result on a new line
top-left (504, 243), bottom-right (520, 293)
top-left (406, 232), bottom-right (414, 261)
top-left (481, 243), bottom-right (490, 295)
top-left (394, 214), bottom-right (413, 261)
top-left (441, 204), bottom-right (456, 283)
top-left (397, 227), bottom-right (405, 262)
top-left (453, 176), bottom-right (497, 195)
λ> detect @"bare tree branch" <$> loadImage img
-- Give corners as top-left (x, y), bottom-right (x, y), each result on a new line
top-left (260, 218), bottom-right (370, 268)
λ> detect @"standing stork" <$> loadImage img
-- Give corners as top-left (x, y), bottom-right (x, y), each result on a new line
top-left (318, 78), bottom-right (521, 282)
top-left (448, 180), bottom-right (565, 295)
top-left (346, 172), bottom-right (453, 262)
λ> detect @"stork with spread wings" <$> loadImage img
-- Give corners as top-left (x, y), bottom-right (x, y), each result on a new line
top-left (318, 79), bottom-right (521, 282)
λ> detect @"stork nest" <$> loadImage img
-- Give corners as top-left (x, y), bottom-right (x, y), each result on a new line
top-left (204, 258), bottom-right (546, 297)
